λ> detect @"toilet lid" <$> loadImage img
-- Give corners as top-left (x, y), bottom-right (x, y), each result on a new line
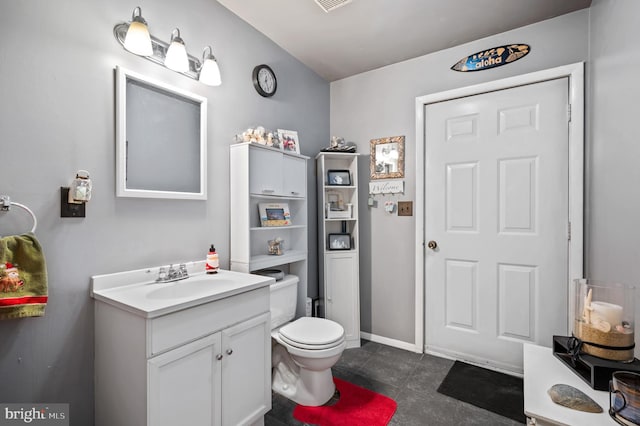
top-left (278, 317), bottom-right (345, 348)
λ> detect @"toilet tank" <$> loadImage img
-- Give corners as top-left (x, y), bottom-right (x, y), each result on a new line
top-left (270, 274), bottom-right (299, 329)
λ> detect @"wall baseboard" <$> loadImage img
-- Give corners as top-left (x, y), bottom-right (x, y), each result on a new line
top-left (360, 331), bottom-right (422, 353)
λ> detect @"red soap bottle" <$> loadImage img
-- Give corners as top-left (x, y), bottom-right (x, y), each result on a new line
top-left (206, 245), bottom-right (219, 274)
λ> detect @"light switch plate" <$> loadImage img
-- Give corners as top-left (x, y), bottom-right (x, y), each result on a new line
top-left (398, 201), bottom-right (413, 216)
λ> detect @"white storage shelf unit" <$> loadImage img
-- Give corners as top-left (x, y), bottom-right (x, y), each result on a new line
top-left (231, 142), bottom-right (309, 317)
top-left (316, 152), bottom-right (361, 349)
top-left (317, 153), bottom-right (359, 252)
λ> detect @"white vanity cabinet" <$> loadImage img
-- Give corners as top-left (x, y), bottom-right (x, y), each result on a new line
top-left (94, 278), bottom-right (271, 426)
top-left (148, 333), bottom-right (222, 426)
top-left (220, 312), bottom-right (271, 426)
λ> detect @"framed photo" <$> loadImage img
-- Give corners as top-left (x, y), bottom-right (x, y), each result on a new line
top-left (258, 203), bottom-right (291, 227)
top-left (277, 129), bottom-right (300, 154)
top-left (326, 190), bottom-right (344, 210)
top-left (328, 233), bottom-right (351, 250)
top-left (327, 169), bottom-right (351, 186)
top-left (370, 135), bottom-right (405, 180)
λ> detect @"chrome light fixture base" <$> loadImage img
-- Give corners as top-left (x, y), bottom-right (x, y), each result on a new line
top-left (114, 22), bottom-right (202, 81)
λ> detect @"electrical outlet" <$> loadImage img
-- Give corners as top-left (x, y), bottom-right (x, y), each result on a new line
top-left (398, 201), bottom-right (413, 216)
top-left (60, 187), bottom-right (86, 218)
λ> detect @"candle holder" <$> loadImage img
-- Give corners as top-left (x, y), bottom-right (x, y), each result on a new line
top-left (574, 279), bottom-right (635, 362)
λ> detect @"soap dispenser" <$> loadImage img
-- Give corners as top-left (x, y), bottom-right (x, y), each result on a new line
top-left (206, 244), bottom-right (219, 274)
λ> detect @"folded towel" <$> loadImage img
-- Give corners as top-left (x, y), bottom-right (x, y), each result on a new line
top-left (0, 233), bottom-right (48, 319)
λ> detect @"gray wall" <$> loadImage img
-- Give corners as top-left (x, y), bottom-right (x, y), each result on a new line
top-left (4, 0), bottom-right (639, 421)
top-left (0, 0), bottom-right (328, 424)
top-left (330, 10), bottom-right (590, 344)
top-left (587, 0), bottom-right (640, 331)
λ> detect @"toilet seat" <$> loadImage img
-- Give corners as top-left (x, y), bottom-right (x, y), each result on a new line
top-left (279, 333), bottom-right (343, 350)
top-left (278, 317), bottom-right (345, 350)
top-left (275, 334), bottom-right (347, 359)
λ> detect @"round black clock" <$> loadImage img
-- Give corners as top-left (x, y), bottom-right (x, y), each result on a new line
top-left (252, 64), bottom-right (277, 97)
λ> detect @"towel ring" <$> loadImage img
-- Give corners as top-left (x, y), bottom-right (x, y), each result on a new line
top-left (0, 196), bottom-right (37, 233)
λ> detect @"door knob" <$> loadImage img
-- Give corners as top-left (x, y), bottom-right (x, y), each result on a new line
top-left (427, 240), bottom-right (438, 250)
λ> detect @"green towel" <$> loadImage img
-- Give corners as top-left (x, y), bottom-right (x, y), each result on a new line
top-left (0, 233), bottom-right (48, 319)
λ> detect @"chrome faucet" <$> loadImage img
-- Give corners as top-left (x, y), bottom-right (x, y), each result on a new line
top-left (155, 263), bottom-right (189, 283)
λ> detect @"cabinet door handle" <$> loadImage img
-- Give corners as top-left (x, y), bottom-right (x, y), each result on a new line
top-left (226, 349), bottom-right (233, 355)
top-left (216, 354), bottom-right (223, 361)
top-left (262, 189), bottom-right (275, 194)
top-left (290, 191), bottom-right (300, 195)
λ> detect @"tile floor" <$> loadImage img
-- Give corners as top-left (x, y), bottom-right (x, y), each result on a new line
top-left (265, 340), bottom-right (523, 425)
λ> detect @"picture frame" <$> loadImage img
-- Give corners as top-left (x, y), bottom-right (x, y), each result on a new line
top-left (370, 135), bottom-right (405, 180)
top-left (328, 233), bottom-right (351, 250)
top-left (258, 203), bottom-right (291, 227)
top-left (277, 129), bottom-right (300, 154)
top-left (325, 190), bottom-right (344, 210)
top-left (327, 169), bottom-right (351, 186)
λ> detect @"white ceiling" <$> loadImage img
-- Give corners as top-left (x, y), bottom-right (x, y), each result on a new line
top-left (216, 0), bottom-right (591, 81)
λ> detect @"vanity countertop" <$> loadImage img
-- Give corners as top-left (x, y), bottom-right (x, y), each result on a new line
top-left (91, 264), bottom-right (273, 318)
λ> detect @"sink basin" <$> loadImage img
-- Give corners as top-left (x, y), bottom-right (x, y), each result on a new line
top-left (146, 276), bottom-right (236, 300)
top-left (91, 266), bottom-right (274, 318)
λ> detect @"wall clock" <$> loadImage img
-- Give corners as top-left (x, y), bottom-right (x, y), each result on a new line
top-left (252, 64), bottom-right (277, 97)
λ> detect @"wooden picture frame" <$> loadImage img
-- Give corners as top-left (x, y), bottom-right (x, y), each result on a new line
top-left (370, 135), bottom-right (405, 180)
top-left (258, 202), bottom-right (291, 227)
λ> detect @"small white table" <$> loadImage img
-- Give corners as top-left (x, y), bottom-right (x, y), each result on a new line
top-left (523, 343), bottom-right (618, 425)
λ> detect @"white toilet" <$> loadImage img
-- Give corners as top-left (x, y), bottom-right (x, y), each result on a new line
top-left (269, 275), bottom-right (346, 406)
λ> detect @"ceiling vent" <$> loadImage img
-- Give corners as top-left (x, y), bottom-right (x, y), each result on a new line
top-left (314, 0), bottom-right (353, 13)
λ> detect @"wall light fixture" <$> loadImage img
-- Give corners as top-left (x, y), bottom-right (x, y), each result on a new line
top-left (199, 46), bottom-right (222, 86)
top-left (113, 6), bottom-right (222, 86)
top-left (164, 28), bottom-right (189, 72)
top-left (123, 7), bottom-right (153, 56)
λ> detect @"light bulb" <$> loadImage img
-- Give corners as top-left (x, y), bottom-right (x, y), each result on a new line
top-left (199, 46), bottom-right (221, 86)
top-left (123, 7), bottom-right (152, 56)
top-left (164, 29), bottom-right (189, 72)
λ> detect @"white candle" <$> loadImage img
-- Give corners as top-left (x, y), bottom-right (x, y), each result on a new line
top-left (590, 301), bottom-right (623, 326)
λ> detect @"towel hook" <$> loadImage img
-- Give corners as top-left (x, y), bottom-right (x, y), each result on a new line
top-left (0, 195), bottom-right (37, 233)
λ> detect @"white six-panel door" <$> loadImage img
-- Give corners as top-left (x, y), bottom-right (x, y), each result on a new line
top-left (424, 77), bottom-right (570, 372)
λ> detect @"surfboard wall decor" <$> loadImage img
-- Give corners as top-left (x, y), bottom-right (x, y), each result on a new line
top-left (451, 44), bottom-right (530, 72)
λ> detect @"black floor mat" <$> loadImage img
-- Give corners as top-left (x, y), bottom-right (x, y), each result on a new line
top-left (437, 361), bottom-right (525, 423)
